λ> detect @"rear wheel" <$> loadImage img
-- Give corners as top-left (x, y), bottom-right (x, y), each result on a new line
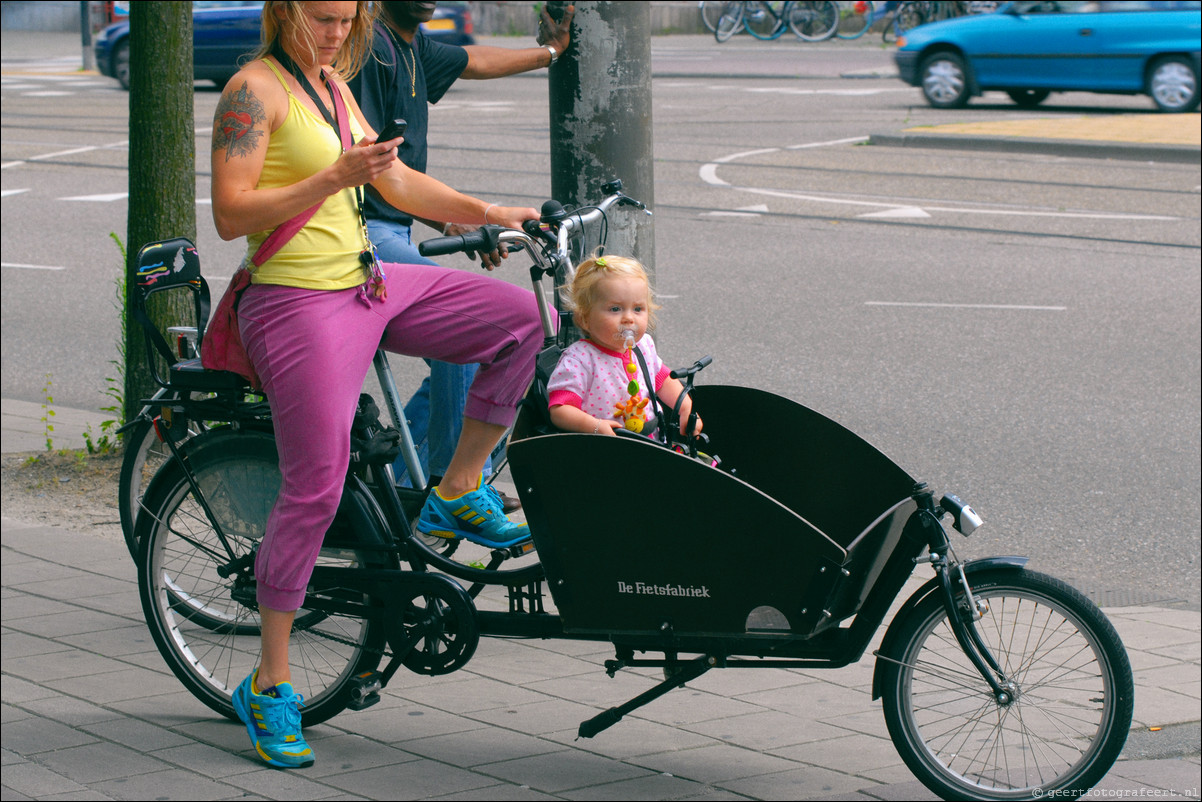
top-left (1148, 55), bottom-right (1200, 113)
top-left (788, 0), bottom-right (840, 41)
top-left (714, 1), bottom-right (744, 42)
top-left (1006, 88), bottom-right (1050, 108)
top-left (137, 432), bottom-right (384, 726)
top-left (921, 50), bottom-right (971, 109)
top-left (836, 0), bottom-right (874, 40)
top-left (879, 569), bottom-right (1133, 801)
top-left (113, 39), bottom-right (131, 90)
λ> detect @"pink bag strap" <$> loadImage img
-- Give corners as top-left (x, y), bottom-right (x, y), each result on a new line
top-left (252, 70), bottom-right (355, 268)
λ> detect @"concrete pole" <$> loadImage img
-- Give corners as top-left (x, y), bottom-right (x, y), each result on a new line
top-left (547, 0), bottom-right (655, 339)
top-left (80, 1), bottom-right (96, 72)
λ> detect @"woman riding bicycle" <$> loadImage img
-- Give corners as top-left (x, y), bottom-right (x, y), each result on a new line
top-left (209, 0), bottom-right (542, 768)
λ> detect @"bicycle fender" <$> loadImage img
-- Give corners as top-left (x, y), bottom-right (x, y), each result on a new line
top-left (870, 555), bottom-right (1028, 700)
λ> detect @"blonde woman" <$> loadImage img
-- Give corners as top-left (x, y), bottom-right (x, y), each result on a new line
top-left (210, 1), bottom-right (541, 767)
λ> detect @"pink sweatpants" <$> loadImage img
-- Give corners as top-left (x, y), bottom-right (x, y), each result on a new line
top-left (237, 264), bottom-right (544, 611)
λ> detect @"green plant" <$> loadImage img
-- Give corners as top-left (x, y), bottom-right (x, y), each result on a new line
top-left (103, 231), bottom-right (128, 449)
top-left (40, 373), bottom-right (55, 451)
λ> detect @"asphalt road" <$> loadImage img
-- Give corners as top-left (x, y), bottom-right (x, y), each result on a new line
top-left (2, 35), bottom-right (1199, 606)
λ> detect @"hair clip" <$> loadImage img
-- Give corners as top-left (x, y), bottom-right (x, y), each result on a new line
top-left (595, 256), bottom-right (608, 267)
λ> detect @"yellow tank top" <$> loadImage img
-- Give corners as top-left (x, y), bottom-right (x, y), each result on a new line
top-left (248, 59), bottom-right (368, 290)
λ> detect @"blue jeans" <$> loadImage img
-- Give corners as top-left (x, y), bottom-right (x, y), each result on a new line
top-left (366, 220), bottom-right (489, 486)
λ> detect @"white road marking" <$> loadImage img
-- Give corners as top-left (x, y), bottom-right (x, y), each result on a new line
top-left (2, 140), bottom-right (129, 170)
top-left (60, 192), bottom-right (128, 202)
top-left (866, 301), bottom-right (1067, 311)
top-left (1, 188), bottom-right (30, 198)
top-left (859, 206), bottom-right (931, 218)
top-left (2, 262), bottom-right (66, 271)
top-left (700, 138), bottom-right (1181, 222)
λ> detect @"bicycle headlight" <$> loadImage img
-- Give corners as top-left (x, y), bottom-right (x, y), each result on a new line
top-left (940, 493), bottom-right (983, 536)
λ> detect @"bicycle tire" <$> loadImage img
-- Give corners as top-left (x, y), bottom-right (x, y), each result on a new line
top-left (894, 1), bottom-right (926, 36)
top-left (121, 412), bottom-right (273, 561)
top-left (137, 432), bottom-right (385, 727)
top-left (788, 0), bottom-right (840, 42)
top-left (742, 1), bottom-right (784, 40)
top-left (700, 0), bottom-right (728, 32)
top-left (120, 413), bottom-right (175, 560)
top-left (714, 1), bottom-right (744, 42)
top-left (836, 0), bottom-right (874, 39)
top-left (879, 568), bottom-right (1133, 801)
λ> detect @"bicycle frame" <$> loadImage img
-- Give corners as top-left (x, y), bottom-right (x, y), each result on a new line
top-left (135, 181), bottom-right (1132, 799)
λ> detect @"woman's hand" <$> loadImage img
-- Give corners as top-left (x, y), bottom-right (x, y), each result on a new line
top-left (442, 223), bottom-right (504, 270)
top-left (334, 139), bottom-right (401, 190)
top-left (486, 205), bottom-right (539, 230)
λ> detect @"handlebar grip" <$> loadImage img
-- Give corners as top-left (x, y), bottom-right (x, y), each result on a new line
top-left (670, 355), bottom-right (713, 380)
top-left (417, 226), bottom-right (502, 258)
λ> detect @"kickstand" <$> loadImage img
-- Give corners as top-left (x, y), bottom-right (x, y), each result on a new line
top-left (577, 656), bottom-right (712, 739)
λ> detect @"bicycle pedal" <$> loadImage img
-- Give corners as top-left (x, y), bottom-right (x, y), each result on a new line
top-left (346, 671), bottom-right (383, 711)
top-left (504, 539), bottom-right (537, 557)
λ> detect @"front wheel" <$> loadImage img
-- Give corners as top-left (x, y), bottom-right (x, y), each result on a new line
top-left (1148, 55), bottom-right (1200, 113)
top-left (137, 432), bottom-right (385, 726)
top-left (788, 0), bottom-right (840, 41)
top-left (921, 50), bottom-right (971, 109)
top-left (700, 0), bottom-right (728, 32)
top-left (879, 569), bottom-right (1133, 801)
top-left (1006, 88), bottom-right (1050, 108)
top-left (743, 1), bottom-right (783, 40)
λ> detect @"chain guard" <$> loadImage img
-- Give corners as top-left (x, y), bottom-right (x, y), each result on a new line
top-left (386, 573), bottom-right (480, 676)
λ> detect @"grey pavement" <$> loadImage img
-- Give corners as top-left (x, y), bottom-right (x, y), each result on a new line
top-left (3, 403), bottom-right (1200, 800)
top-left (4, 29), bottom-right (1199, 802)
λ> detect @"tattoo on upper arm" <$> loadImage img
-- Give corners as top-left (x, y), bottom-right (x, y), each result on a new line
top-left (213, 82), bottom-right (266, 161)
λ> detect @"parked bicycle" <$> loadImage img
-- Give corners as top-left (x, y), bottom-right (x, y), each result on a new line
top-left (882, 0), bottom-right (999, 43)
top-left (134, 181), bottom-right (1134, 801)
top-left (714, 0), bottom-right (841, 43)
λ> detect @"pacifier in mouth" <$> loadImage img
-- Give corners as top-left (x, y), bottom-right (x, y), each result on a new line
top-left (618, 328), bottom-right (636, 350)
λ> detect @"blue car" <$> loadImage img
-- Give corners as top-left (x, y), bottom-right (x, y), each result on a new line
top-left (95, 1), bottom-right (476, 91)
top-left (894, 1), bottom-right (1201, 112)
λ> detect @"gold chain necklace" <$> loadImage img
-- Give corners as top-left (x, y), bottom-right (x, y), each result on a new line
top-left (401, 44), bottom-right (416, 98)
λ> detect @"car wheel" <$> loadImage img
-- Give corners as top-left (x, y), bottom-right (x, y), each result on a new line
top-left (920, 51), bottom-right (970, 109)
top-left (113, 39), bottom-right (131, 91)
top-left (1006, 88), bottom-right (1050, 108)
top-left (1148, 56), bottom-right (1199, 113)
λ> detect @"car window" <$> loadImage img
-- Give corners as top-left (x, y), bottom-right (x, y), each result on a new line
top-left (1016, 0), bottom-right (1199, 10)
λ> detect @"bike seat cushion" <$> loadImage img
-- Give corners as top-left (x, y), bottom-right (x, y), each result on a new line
top-left (169, 358), bottom-right (249, 393)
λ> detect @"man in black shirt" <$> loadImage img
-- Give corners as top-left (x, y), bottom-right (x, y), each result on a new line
top-left (349, 2), bottom-right (573, 500)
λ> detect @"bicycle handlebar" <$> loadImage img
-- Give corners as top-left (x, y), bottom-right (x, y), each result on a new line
top-left (415, 180), bottom-right (653, 343)
top-left (416, 181), bottom-right (651, 268)
top-left (670, 356), bottom-right (712, 381)
top-left (418, 226), bottom-right (504, 258)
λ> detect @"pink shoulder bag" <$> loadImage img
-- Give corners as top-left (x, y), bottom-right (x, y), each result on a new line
top-left (202, 69), bottom-right (356, 390)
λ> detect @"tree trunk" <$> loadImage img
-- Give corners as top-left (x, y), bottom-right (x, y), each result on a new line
top-left (124, 1), bottom-right (196, 423)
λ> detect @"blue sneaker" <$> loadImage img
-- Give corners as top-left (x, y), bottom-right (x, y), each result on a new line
top-left (232, 670), bottom-right (314, 768)
top-left (416, 480), bottom-right (530, 547)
